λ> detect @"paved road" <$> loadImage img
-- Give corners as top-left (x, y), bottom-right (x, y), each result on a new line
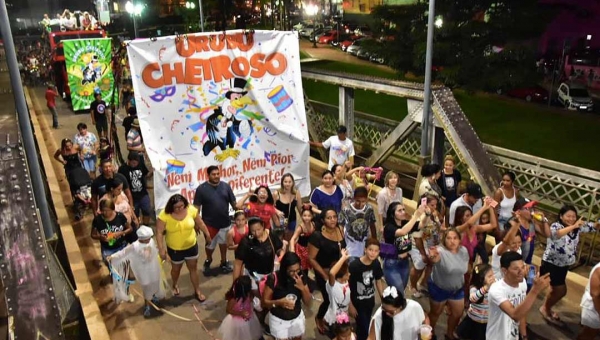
top-left (299, 39), bottom-right (395, 70)
top-left (29, 83), bottom-right (589, 340)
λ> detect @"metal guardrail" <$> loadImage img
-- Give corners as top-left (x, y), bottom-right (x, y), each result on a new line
top-left (306, 99), bottom-right (600, 264)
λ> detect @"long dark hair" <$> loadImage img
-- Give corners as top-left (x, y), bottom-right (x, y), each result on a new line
top-left (471, 264), bottom-right (492, 290)
top-left (225, 275), bottom-right (252, 302)
top-left (455, 206), bottom-right (473, 226)
top-left (276, 252), bottom-right (301, 288)
top-left (249, 185), bottom-right (275, 205)
top-left (558, 204), bottom-right (579, 238)
top-left (380, 289), bottom-right (407, 340)
top-left (385, 201), bottom-right (404, 225)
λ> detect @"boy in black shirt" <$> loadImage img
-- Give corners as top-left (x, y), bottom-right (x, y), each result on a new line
top-left (90, 92), bottom-right (109, 138)
top-left (348, 238), bottom-right (384, 340)
top-left (119, 151), bottom-right (152, 224)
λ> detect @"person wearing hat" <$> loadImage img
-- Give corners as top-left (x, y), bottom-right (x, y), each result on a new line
top-left (448, 181), bottom-right (484, 227)
top-left (509, 198), bottom-right (550, 265)
top-left (107, 225), bottom-right (164, 318)
top-left (309, 125), bottom-right (355, 170)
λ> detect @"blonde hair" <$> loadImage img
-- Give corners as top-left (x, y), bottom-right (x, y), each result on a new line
top-left (444, 155), bottom-right (455, 164)
top-left (384, 171), bottom-right (399, 187)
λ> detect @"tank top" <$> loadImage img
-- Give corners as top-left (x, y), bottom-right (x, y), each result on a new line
top-left (275, 194), bottom-right (297, 223)
top-left (498, 187), bottom-right (517, 220)
top-left (63, 152), bottom-right (82, 172)
top-left (232, 225), bottom-right (248, 245)
top-left (581, 262), bottom-right (600, 311)
top-left (462, 228), bottom-right (479, 261)
top-left (298, 224), bottom-right (314, 247)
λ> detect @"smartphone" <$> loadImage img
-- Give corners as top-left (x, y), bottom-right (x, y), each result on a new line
top-left (527, 265), bottom-right (536, 285)
top-left (420, 197), bottom-right (428, 207)
top-left (489, 199), bottom-right (498, 209)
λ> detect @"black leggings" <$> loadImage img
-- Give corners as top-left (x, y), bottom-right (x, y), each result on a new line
top-left (315, 273), bottom-right (330, 320)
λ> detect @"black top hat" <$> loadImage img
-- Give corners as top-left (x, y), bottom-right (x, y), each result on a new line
top-left (225, 78), bottom-right (248, 99)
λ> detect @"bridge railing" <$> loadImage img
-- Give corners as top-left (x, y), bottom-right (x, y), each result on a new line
top-left (307, 99), bottom-right (600, 264)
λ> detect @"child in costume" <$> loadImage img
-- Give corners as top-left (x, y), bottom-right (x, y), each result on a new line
top-left (218, 275), bottom-right (263, 340)
top-left (107, 225), bottom-right (164, 317)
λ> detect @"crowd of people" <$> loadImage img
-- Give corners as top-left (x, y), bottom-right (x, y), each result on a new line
top-left (44, 56), bottom-right (600, 340)
top-left (40, 9), bottom-right (100, 32)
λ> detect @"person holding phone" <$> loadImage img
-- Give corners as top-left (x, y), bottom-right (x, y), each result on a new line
top-left (486, 251), bottom-right (551, 340)
top-left (539, 205), bottom-right (600, 324)
top-left (262, 252), bottom-right (312, 340)
top-left (448, 182), bottom-right (484, 227)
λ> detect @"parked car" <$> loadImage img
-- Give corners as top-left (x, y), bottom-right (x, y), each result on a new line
top-left (357, 48), bottom-right (372, 60)
top-left (300, 24), bottom-right (324, 38)
top-left (346, 38), bottom-right (369, 55)
top-left (318, 31), bottom-right (338, 44)
top-left (506, 86), bottom-right (549, 102)
top-left (369, 53), bottom-right (385, 64)
top-left (309, 27), bottom-right (333, 42)
top-left (354, 26), bottom-right (372, 37)
top-left (336, 34), bottom-right (360, 50)
top-left (557, 82), bottom-right (594, 111)
top-left (293, 21), bottom-right (309, 31)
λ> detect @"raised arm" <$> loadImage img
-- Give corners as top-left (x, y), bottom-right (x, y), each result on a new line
top-left (553, 218), bottom-right (585, 239)
top-left (236, 190), bottom-right (254, 210)
top-left (497, 273), bottom-right (550, 321)
top-left (395, 206), bottom-right (425, 237)
top-left (474, 206), bottom-right (499, 234)
top-left (329, 249), bottom-right (349, 286)
top-left (498, 216), bottom-right (521, 255)
top-left (455, 202), bottom-right (490, 234)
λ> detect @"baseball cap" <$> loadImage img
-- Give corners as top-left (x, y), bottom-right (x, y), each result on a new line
top-left (513, 197), bottom-right (538, 212)
top-left (466, 182), bottom-right (483, 199)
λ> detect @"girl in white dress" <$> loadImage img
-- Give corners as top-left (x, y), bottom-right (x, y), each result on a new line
top-left (107, 225), bottom-right (164, 317)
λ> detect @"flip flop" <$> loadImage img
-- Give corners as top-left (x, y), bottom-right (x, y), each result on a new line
top-left (315, 316), bottom-right (325, 335)
top-left (195, 292), bottom-right (207, 303)
top-left (539, 307), bottom-right (562, 325)
top-left (172, 285), bottom-right (180, 296)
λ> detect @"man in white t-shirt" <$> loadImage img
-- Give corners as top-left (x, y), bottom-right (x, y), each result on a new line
top-left (310, 125), bottom-right (355, 169)
top-left (448, 181), bottom-right (483, 226)
top-left (487, 251), bottom-right (550, 340)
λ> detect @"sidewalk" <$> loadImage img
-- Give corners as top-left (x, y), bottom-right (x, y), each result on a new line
top-left (29, 85), bottom-right (587, 340)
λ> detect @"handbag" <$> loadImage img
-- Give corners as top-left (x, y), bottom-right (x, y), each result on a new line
top-left (379, 242), bottom-right (398, 259)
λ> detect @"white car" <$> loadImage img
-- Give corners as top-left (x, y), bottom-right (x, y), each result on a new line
top-left (300, 24), bottom-right (324, 38)
top-left (346, 38), bottom-right (368, 55)
top-left (557, 82), bottom-right (594, 111)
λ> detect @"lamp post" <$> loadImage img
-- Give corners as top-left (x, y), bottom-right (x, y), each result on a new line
top-left (185, 0), bottom-right (204, 32)
top-left (420, 0), bottom-right (436, 158)
top-left (305, 4), bottom-right (318, 48)
top-left (125, 1), bottom-right (144, 38)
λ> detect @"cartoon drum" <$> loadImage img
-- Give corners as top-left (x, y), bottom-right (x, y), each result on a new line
top-left (267, 85), bottom-right (293, 113)
top-left (166, 159), bottom-right (186, 174)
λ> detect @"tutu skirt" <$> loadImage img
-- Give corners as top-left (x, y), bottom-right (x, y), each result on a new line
top-left (217, 313), bottom-right (263, 340)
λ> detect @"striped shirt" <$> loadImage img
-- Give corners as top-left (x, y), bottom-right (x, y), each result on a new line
top-left (467, 286), bottom-right (489, 323)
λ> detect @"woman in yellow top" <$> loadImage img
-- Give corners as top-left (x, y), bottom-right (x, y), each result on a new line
top-left (157, 194), bottom-right (211, 302)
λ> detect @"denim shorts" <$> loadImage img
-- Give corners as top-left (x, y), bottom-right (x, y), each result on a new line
top-left (82, 156), bottom-right (97, 172)
top-left (428, 278), bottom-right (464, 302)
top-left (134, 194), bottom-right (152, 216)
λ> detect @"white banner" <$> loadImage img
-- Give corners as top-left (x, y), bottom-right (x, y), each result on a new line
top-left (127, 30), bottom-right (310, 210)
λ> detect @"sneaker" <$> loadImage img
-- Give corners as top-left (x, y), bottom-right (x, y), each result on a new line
top-left (203, 259), bottom-right (212, 274)
top-left (143, 305), bottom-right (151, 318)
top-left (220, 261), bottom-right (233, 273)
top-left (151, 296), bottom-right (159, 306)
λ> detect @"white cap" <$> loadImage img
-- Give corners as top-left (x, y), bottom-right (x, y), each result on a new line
top-left (136, 225), bottom-right (154, 240)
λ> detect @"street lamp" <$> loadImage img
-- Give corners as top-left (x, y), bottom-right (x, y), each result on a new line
top-left (125, 1), bottom-right (144, 38)
top-left (185, 0), bottom-right (204, 32)
top-left (304, 4), bottom-right (318, 48)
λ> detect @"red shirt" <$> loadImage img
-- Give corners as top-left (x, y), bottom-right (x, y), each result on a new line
top-left (232, 224), bottom-right (248, 245)
top-left (246, 202), bottom-right (277, 229)
top-left (45, 89), bottom-right (57, 108)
